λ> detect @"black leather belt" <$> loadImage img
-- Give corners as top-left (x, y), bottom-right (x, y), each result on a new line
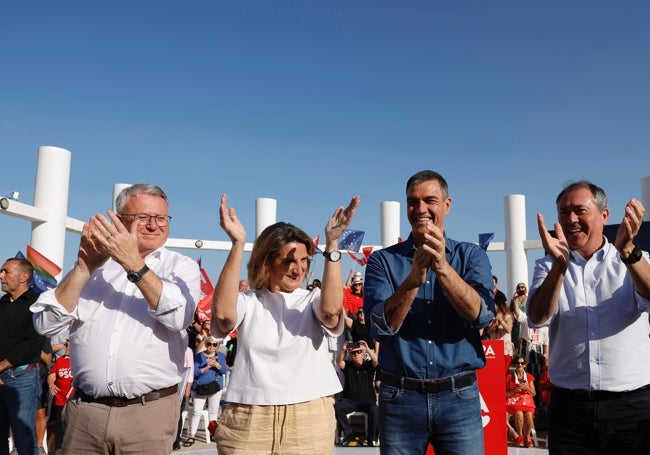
top-left (555, 384), bottom-right (650, 402)
top-left (381, 371), bottom-right (477, 394)
top-left (76, 385), bottom-right (177, 407)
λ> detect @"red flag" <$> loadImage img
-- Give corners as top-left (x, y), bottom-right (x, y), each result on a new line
top-left (348, 246), bottom-right (373, 267)
top-left (197, 257), bottom-right (214, 298)
top-left (196, 290), bottom-right (213, 321)
top-left (312, 235), bottom-right (322, 253)
top-left (196, 257), bottom-right (214, 320)
top-left (348, 251), bottom-right (368, 266)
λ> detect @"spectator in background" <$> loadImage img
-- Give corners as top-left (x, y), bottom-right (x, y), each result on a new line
top-left (528, 180), bottom-right (650, 454)
top-left (343, 272), bottom-right (364, 317)
top-left (31, 183), bottom-right (200, 454)
top-left (225, 329), bottom-right (238, 369)
top-left (335, 340), bottom-right (379, 447)
top-left (506, 356), bottom-right (536, 448)
top-left (484, 291), bottom-right (514, 373)
top-left (194, 317), bottom-right (212, 352)
top-left (344, 308), bottom-right (378, 353)
top-left (173, 346), bottom-right (194, 451)
top-left (364, 170), bottom-right (495, 455)
top-left (35, 340), bottom-right (53, 455)
top-left (184, 337), bottom-right (226, 447)
top-left (238, 280), bottom-right (248, 292)
top-left (510, 282), bottom-right (529, 359)
top-left (0, 258), bottom-right (45, 455)
top-left (312, 279), bottom-right (322, 289)
top-left (47, 339), bottom-right (73, 455)
top-left (211, 193), bottom-right (359, 454)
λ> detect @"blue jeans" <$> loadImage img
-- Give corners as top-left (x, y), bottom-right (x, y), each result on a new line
top-left (0, 366), bottom-right (40, 455)
top-left (378, 378), bottom-right (484, 455)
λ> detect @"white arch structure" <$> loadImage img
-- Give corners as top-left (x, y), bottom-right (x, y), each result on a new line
top-left (2, 146), bottom-right (649, 298)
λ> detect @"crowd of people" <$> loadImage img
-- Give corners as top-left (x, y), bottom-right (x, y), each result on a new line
top-left (1, 173), bottom-right (648, 455)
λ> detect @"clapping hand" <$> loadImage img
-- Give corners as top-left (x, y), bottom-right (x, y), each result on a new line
top-left (536, 213), bottom-right (570, 267)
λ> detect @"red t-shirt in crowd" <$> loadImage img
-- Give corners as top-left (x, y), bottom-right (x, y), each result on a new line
top-left (49, 355), bottom-right (74, 406)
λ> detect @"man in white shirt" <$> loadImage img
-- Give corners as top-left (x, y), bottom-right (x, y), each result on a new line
top-left (31, 183), bottom-right (200, 454)
top-left (528, 180), bottom-right (650, 454)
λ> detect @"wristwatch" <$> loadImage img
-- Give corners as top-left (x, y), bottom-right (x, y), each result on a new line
top-left (323, 250), bottom-right (341, 262)
top-left (126, 264), bottom-right (150, 283)
top-left (621, 247), bottom-right (643, 265)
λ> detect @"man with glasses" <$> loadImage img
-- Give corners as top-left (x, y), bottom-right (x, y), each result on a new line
top-left (529, 180), bottom-right (650, 454)
top-left (31, 183), bottom-right (201, 454)
top-left (335, 340), bottom-right (379, 447)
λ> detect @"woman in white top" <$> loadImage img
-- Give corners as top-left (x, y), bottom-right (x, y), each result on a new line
top-left (212, 193), bottom-right (360, 455)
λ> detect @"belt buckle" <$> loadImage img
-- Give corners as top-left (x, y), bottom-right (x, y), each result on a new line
top-left (107, 397), bottom-right (127, 407)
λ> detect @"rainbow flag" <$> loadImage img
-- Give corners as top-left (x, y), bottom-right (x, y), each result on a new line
top-left (16, 245), bottom-right (61, 292)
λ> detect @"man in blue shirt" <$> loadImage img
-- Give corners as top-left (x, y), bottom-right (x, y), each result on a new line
top-left (528, 180), bottom-right (650, 454)
top-left (364, 170), bottom-right (495, 455)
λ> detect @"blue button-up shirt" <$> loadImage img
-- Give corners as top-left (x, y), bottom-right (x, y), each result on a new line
top-left (364, 234), bottom-right (495, 380)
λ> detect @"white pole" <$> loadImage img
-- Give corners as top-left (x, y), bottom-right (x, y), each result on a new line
top-left (504, 195), bottom-right (529, 297)
top-left (30, 146), bottom-right (71, 279)
top-left (113, 183), bottom-right (131, 212)
top-left (380, 201), bottom-right (400, 248)
top-left (641, 177), bottom-right (650, 222)
top-left (256, 198), bottom-right (277, 239)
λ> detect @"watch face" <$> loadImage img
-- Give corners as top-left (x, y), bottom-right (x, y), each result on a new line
top-left (325, 250), bottom-right (341, 262)
top-left (127, 271), bottom-right (140, 283)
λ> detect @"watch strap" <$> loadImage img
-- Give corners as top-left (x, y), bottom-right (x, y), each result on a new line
top-left (127, 264), bottom-right (150, 282)
top-left (621, 247), bottom-right (642, 265)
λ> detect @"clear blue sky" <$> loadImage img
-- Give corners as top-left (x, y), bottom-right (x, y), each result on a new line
top-left (2, 1), bottom-right (649, 297)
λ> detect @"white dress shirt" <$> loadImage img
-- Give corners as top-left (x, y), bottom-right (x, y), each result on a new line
top-left (529, 237), bottom-right (650, 392)
top-left (31, 247), bottom-right (200, 399)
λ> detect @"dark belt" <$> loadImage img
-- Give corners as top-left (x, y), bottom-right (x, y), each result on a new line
top-left (381, 371), bottom-right (477, 394)
top-left (555, 383), bottom-right (650, 402)
top-left (76, 385), bottom-right (177, 407)
top-left (3, 362), bottom-right (40, 373)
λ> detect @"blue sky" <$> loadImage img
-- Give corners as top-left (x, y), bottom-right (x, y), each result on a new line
top-left (2, 1), bottom-right (649, 297)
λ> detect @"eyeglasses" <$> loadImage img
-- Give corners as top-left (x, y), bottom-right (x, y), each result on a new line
top-left (349, 351), bottom-right (363, 355)
top-left (515, 361), bottom-right (526, 365)
top-left (206, 342), bottom-right (219, 347)
top-left (119, 213), bottom-right (172, 226)
top-left (353, 283), bottom-right (363, 286)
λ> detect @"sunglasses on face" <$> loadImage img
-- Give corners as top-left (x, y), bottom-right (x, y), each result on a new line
top-left (206, 342), bottom-right (219, 347)
top-left (515, 361), bottom-right (525, 365)
top-left (349, 351), bottom-right (364, 355)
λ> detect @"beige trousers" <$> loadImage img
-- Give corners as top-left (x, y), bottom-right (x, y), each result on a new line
top-left (216, 396), bottom-right (336, 455)
top-left (62, 392), bottom-right (179, 454)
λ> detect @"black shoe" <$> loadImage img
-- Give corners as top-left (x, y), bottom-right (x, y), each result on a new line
top-left (173, 441), bottom-right (181, 451)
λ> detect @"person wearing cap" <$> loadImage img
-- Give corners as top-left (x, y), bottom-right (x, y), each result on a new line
top-left (364, 170), bottom-right (495, 455)
top-left (343, 271), bottom-right (365, 317)
top-left (211, 193), bottom-right (359, 454)
top-left (335, 340), bottom-right (379, 447)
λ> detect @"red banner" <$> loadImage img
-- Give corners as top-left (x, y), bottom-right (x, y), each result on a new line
top-left (427, 340), bottom-right (507, 455)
